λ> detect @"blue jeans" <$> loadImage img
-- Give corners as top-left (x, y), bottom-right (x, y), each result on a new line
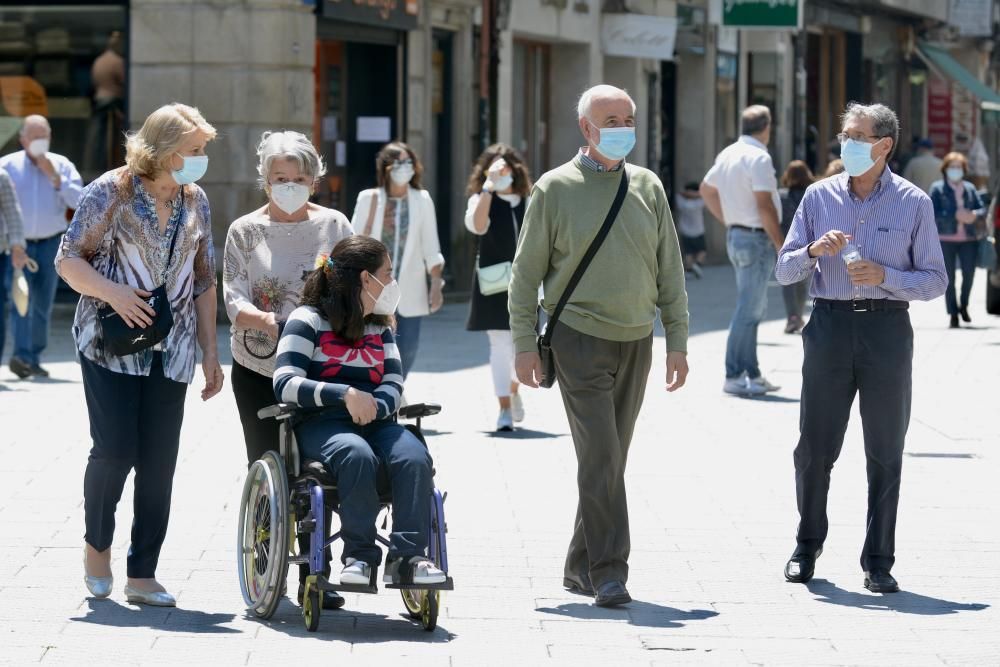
top-left (0, 252), bottom-right (11, 360)
top-left (12, 234), bottom-right (62, 366)
top-left (725, 227), bottom-right (776, 379)
top-left (296, 413), bottom-right (433, 566)
top-left (394, 313), bottom-right (423, 379)
top-left (940, 240), bottom-right (977, 316)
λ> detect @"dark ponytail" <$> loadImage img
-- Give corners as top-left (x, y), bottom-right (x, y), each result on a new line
top-left (300, 236), bottom-right (393, 343)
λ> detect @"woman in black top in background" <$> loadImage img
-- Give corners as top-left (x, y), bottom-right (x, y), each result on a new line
top-left (463, 144), bottom-right (533, 432)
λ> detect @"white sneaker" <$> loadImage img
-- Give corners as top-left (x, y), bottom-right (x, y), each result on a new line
top-left (691, 263), bottom-right (704, 279)
top-left (496, 408), bottom-right (514, 432)
top-left (339, 558), bottom-right (372, 585)
top-left (723, 372), bottom-right (767, 396)
top-left (510, 393), bottom-right (525, 422)
top-left (383, 556), bottom-right (446, 585)
top-left (749, 375), bottom-right (780, 393)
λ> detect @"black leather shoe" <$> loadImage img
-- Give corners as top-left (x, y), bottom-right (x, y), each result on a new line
top-left (950, 314), bottom-right (960, 328)
top-left (29, 363), bottom-right (49, 378)
top-left (594, 580), bottom-right (631, 607)
top-left (864, 569), bottom-right (899, 593)
top-left (9, 356), bottom-right (32, 379)
top-left (298, 583), bottom-right (346, 609)
top-left (960, 306), bottom-right (971, 323)
top-left (784, 547), bottom-right (821, 583)
top-left (563, 574), bottom-right (594, 596)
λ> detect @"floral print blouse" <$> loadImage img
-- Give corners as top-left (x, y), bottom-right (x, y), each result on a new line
top-left (55, 167), bottom-right (216, 384)
top-left (223, 207), bottom-right (353, 377)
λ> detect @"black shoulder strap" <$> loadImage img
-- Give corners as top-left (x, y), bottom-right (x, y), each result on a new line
top-left (162, 186), bottom-right (184, 280)
top-left (542, 166), bottom-right (629, 345)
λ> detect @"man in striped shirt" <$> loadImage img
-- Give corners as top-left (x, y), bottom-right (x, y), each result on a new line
top-left (776, 103), bottom-right (946, 594)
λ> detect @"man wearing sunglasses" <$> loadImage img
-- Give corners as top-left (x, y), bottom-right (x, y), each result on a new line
top-left (775, 103), bottom-right (947, 594)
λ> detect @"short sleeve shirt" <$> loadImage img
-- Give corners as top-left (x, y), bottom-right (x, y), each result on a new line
top-left (704, 135), bottom-right (780, 228)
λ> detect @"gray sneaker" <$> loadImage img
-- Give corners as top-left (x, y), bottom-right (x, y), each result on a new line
top-left (383, 556), bottom-right (446, 585)
top-left (510, 393), bottom-right (525, 422)
top-left (723, 372), bottom-right (767, 396)
top-left (749, 375), bottom-right (780, 393)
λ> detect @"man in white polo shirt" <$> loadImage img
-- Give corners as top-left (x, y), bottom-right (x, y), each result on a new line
top-left (700, 105), bottom-right (783, 396)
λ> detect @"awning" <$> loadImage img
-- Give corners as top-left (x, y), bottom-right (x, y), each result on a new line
top-left (916, 42), bottom-right (1000, 113)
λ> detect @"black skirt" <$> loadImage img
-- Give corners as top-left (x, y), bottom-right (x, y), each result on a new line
top-left (466, 195), bottom-right (525, 332)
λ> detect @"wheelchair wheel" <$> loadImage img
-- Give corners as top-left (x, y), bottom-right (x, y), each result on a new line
top-left (401, 588), bottom-right (423, 619)
top-left (421, 591), bottom-right (439, 631)
top-left (302, 580), bottom-right (321, 632)
top-left (237, 451), bottom-right (290, 620)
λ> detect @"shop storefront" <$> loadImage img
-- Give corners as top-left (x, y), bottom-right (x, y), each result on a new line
top-left (313, 1), bottom-right (418, 216)
top-left (0, 2), bottom-right (127, 184)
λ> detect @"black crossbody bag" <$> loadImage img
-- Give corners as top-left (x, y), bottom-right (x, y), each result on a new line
top-left (97, 205), bottom-right (182, 357)
top-left (537, 167), bottom-right (629, 388)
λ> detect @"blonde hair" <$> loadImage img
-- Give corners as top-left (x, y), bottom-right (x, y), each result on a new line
top-left (125, 103), bottom-right (217, 178)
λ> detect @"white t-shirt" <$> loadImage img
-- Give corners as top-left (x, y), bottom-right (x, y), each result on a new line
top-left (703, 135), bottom-right (780, 228)
top-left (674, 194), bottom-right (705, 238)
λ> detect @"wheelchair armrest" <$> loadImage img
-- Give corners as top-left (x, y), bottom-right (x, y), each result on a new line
top-left (397, 402), bottom-right (441, 420)
top-left (257, 403), bottom-right (298, 420)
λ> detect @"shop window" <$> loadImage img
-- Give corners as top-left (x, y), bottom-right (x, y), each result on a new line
top-left (0, 4), bottom-right (127, 183)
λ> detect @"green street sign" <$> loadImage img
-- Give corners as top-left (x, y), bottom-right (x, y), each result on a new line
top-left (723, 0), bottom-right (801, 29)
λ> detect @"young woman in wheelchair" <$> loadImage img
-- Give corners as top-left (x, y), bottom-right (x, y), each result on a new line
top-left (272, 235), bottom-right (447, 586)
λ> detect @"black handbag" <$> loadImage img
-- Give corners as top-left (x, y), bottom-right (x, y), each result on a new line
top-left (537, 167), bottom-right (630, 388)
top-left (97, 205), bottom-right (182, 357)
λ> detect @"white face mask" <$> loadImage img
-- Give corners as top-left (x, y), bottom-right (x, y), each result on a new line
top-left (27, 138), bottom-right (50, 158)
top-left (269, 182), bottom-right (310, 214)
top-left (390, 164), bottom-right (414, 185)
top-left (366, 273), bottom-right (401, 315)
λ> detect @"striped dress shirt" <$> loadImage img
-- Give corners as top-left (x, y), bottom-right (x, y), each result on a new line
top-left (0, 170), bottom-right (25, 251)
top-left (775, 167), bottom-right (947, 302)
top-left (273, 305), bottom-right (403, 421)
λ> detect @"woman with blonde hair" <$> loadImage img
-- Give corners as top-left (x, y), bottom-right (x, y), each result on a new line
top-left (463, 143), bottom-right (533, 431)
top-left (56, 103), bottom-right (224, 606)
top-left (352, 142), bottom-right (444, 380)
top-left (223, 130), bottom-right (352, 609)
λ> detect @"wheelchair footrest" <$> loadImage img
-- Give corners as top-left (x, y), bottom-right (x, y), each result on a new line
top-left (317, 580), bottom-right (379, 595)
top-left (385, 577), bottom-right (454, 591)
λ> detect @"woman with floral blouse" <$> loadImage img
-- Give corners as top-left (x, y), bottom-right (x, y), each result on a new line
top-left (223, 130), bottom-right (353, 610)
top-left (56, 103), bottom-right (223, 607)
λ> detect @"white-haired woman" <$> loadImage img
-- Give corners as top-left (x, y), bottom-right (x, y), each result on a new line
top-left (56, 103), bottom-right (224, 606)
top-left (223, 130), bottom-right (352, 610)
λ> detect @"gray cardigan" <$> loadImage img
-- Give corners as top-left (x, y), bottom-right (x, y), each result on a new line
top-left (0, 170), bottom-right (25, 252)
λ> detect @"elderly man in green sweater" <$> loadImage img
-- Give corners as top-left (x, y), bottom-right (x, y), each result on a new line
top-left (509, 84), bottom-right (690, 607)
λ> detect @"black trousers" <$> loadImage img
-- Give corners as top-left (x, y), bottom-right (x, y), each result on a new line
top-left (940, 240), bottom-right (977, 316)
top-left (794, 303), bottom-right (913, 572)
top-left (81, 352), bottom-right (187, 578)
top-left (231, 360), bottom-right (331, 582)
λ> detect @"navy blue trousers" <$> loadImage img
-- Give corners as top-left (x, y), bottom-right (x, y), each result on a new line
top-left (296, 413), bottom-right (432, 566)
top-left (81, 353), bottom-right (186, 578)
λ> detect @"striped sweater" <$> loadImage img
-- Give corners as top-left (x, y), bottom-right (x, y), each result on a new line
top-left (273, 305), bottom-right (403, 420)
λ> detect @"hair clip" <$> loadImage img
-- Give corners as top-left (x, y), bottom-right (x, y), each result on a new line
top-left (314, 254), bottom-right (336, 272)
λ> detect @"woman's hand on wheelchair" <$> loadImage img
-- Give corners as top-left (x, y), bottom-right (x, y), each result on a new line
top-left (345, 387), bottom-right (378, 425)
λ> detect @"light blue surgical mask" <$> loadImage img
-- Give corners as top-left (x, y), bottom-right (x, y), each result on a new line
top-left (840, 138), bottom-right (879, 177)
top-left (589, 122), bottom-right (636, 161)
top-left (946, 167), bottom-right (964, 184)
top-left (171, 154), bottom-right (209, 185)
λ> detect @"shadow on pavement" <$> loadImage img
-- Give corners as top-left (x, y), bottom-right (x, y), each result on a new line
top-left (535, 600), bottom-right (719, 628)
top-left (71, 599), bottom-right (239, 633)
top-left (253, 605), bottom-right (455, 643)
top-left (482, 428), bottom-right (566, 440)
top-left (738, 394), bottom-right (800, 404)
top-left (805, 579), bottom-right (990, 615)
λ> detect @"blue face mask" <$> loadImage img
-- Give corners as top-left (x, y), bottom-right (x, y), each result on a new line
top-left (171, 154), bottom-right (209, 185)
top-left (590, 123), bottom-right (636, 161)
top-left (840, 138), bottom-right (880, 177)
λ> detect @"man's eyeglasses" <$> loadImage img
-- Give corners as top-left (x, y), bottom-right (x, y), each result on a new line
top-left (837, 132), bottom-right (882, 144)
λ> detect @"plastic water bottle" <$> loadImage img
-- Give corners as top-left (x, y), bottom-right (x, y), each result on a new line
top-left (842, 242), bottom-right (862, 264)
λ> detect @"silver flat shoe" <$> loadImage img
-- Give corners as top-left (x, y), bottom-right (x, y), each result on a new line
top-left (124, 584), bottom-right (176, 607)
top-left (84, 574), bottom-right (113, 598)
top-left (83, 548), bottom-right (112, 599)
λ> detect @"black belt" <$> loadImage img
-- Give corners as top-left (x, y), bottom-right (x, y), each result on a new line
top-left (729, 224), bottom-right (766, 233)
top-left (814, 298), bottom-right (909, 312)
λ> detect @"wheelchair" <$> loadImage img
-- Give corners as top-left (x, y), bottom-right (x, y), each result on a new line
top-left (237, 402), bottom-right (452, 632)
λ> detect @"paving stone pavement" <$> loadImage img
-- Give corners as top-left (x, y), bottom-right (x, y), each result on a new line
top-left (1, 265), bottom-right (997, 666)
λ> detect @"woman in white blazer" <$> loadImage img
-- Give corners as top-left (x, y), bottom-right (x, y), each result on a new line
top-left (352, 141), bottom-right (444, 379)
